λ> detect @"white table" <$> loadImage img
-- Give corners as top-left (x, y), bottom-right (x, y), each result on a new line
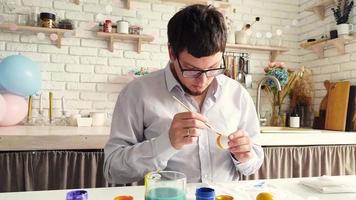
top-left (0, 176), bottom-right (355, 200)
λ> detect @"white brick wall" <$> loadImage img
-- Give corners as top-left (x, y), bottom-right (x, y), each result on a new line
top-left (23, 0), bottom-right (52, 8)
top-left (38, 45), bottom-right (69, 54)
top-left (300, 0), bottom-right (356, 112)
top-left (54, 1), bottom-right (82, 11)
top-left (51, 54), bottom-right (80, 64)
top-left (65, 64), bottom-right (94, 73)
top-left (52, 72), bottom-right (80, 82)
top-left (0, 0), bottom-right (300, 121)
top-left (6, 43), bottom-right (37, 52)
top-left (67, 83), bottom-right (96, 91)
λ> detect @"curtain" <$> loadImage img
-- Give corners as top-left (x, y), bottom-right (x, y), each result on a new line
top-left (0, 150), bottom-right (119, 192)
top-left (1, 145), bottom-right (355, 192)
top-left (241, 144), bottom-right (356, 180)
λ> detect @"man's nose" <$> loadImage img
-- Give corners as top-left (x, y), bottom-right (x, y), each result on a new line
top-left (196, 72), bottom-right (208, 81)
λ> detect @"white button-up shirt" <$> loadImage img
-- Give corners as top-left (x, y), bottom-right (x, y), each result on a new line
top-left (104, 64), bottom-right (263, 184)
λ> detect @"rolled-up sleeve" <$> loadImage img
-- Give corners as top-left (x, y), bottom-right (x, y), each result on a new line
top-left (232, 89), bottom-right (264, 176)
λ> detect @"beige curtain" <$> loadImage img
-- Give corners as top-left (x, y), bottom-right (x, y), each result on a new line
top-left (241, 144), bottom-right (356, 180)
top-left (0, 150), bottom-right (120, 192)
top-left (1, 145), bottom-right (355, 192)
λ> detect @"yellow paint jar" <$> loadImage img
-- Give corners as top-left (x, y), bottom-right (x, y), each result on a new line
top-left (216, 194), bottom-right (234, 200)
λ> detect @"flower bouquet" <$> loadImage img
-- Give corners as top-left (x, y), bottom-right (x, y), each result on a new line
top-left (289, 66), bottom-right (314, 127)
top-left (128, 67), bottom-right (150, 78)
top-left (127, 67), bottom-right (160, 80)
top-left (263, 62), bottom-right (302, 126)
top-left (332, 0), bottom-right (354, 25)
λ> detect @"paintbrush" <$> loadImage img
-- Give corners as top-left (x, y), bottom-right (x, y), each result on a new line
top-left (39, 93), bottom-right (43, 115)
top-left (27, 96), bottom-right (33, 123)
top-left (172, 96), bottom-right (222, 136)
top-left (49, 92), bottom-right (53, 124)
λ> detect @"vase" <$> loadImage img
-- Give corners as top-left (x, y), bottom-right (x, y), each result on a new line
top-left (336, 23), bottom-right (354, 36)
top-left (227, 30), bottom-right (235, 44)
top-left (235, 30), bottom-right (250, 44)
top-left (270, 103), bottom-right (283, 127)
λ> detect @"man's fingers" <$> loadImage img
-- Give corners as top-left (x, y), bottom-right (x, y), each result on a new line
top-left (174, 112), bottom-right (208, 122)
top-left (180, 119), bottom-right (207, 129)
top-left (228, 130), bottom-right (245, 140)
top-left (228, 136), bottom-right (250, 147)
top-left (229, 144), bottom-right (251, 153)
top-left (172, 112), bottom-right (208, 130)
top-left (181, 128), bottom-right (201, 137)
top-left (183, 136), bottom-right (198, 144)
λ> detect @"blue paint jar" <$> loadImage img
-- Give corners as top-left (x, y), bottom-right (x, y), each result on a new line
top-left (66, 190), bottom-right (88, 200)
top-left (195, 187), bottom-right (215, 200)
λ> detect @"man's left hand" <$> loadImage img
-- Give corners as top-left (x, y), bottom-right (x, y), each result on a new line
top-left (228, 130), bottom-right (253, 163)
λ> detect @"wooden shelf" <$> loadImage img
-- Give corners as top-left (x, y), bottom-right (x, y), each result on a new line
top-left (300, 34), bottom-right (356, 58)
top-left (304, 0), bottom-right (336, 20)
top-left (74, 0), bottom-right (130, 8)
top-left (97, 32), bottom-right (154, 53)
top-left (226, 43), bottom-right (288, 62)
top-left (0, 23), bottom-right (75, 48)
top-left (76, 0), bottom-right (228, 9)
top-left (161, 0), bottom-right (230, 8)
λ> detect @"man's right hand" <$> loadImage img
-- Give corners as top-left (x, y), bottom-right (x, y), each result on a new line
top-left (169, 112), bottom-right (208, 150)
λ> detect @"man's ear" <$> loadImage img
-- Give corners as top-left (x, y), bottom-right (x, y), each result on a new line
top-left (168, 46), bottom-right (176, 62)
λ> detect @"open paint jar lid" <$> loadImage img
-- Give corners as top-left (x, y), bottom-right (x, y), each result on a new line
top-left (216, 195), bottom-right (234, 200)
top-left (114, 195), bottom-right (134, 200)
top-left (66, 190), bottom-right (88, 200)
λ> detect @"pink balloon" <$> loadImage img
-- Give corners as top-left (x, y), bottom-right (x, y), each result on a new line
top-left (0, 94), bottom-right (6, 122)
top-left (0, 94), bottom-right (28, 126)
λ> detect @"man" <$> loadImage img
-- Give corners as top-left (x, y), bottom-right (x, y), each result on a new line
top-left (104, 4), bottom-right (263, 184)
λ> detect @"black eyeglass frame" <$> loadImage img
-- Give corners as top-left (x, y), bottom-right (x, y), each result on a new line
top-left (175, 54), bottom-right (226, 78)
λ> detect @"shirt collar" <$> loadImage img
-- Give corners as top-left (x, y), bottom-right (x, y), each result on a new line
top-left (164, 62), bottom-right (225, 99)
top-left (211, 74), bottom-right (224, 100)
top-left (164, 62), bottom-right (183, 94)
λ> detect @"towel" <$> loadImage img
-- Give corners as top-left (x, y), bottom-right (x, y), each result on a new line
top-left (300, 176), bottom-right (356, 194)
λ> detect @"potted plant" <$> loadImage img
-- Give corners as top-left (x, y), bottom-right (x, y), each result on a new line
top-left (331, 0), bottom-right (354, 36)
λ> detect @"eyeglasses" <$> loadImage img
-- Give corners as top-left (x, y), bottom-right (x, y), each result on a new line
top-left (176, 55), bottom-right (226, 78)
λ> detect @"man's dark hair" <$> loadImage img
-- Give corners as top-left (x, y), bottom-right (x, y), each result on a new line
top-left (167, 4), bottom-right (227, 58)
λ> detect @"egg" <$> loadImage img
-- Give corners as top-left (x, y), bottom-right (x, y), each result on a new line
top-left (216, 135), bottom-right (229, 149)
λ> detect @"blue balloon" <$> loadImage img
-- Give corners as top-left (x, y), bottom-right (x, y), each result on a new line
top-left (0, 60), bottom-right (4, 93)
top-left (0, 84), bottom-right (5, 92)
top-left (0, 55), bottom-right (41, 96)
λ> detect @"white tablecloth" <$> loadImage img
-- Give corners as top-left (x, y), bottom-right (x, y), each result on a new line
top-left (0, 176), bottom-right (355, 200)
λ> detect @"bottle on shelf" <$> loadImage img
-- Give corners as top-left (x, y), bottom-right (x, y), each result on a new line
top-left (30, 7), bottom-right (39, 26)
top-left (289, 110), bottom-right (300, 128)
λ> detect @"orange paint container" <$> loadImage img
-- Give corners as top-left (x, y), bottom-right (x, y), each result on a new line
top-left (114, 195), bottom-right (134, 200)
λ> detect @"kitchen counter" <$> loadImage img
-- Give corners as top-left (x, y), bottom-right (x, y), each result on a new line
top-left (0, 126), bottom-right (356, 151)
top-left (0, 126), bottom-right (110, 151)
